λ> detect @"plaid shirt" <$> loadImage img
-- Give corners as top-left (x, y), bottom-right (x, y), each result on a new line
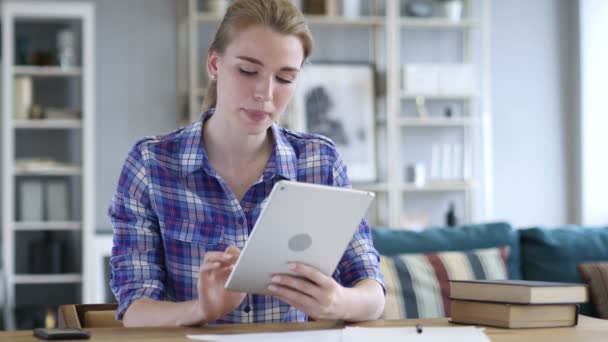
top-left (109, 110), bottom-right (384, 324)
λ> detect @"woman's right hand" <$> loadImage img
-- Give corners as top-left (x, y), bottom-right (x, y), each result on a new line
top-left (196, 245), bottom-right (246, 323)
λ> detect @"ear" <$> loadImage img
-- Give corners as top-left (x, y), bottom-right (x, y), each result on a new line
top-left (207, 50), bottom-right (220, 80)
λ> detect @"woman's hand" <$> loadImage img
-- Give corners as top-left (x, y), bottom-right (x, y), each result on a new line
top-left (196, 245), bottom-right (246, 322)
top-left (267, 263), bottom-right (348, 321)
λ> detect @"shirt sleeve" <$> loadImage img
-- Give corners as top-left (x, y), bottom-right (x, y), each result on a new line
top-left (331, 149), bottom-right (386, 294)
top-left (109, 142), bottom-right (167, 320)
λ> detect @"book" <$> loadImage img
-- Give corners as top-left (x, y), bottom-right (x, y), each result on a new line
top-left (450, 279), bottom-right (588, 304)
top-left (450, 299), bottom-right (579, 329)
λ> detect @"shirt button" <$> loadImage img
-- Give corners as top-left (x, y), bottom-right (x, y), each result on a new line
top-left (243, 305), bottom-right (251, 313)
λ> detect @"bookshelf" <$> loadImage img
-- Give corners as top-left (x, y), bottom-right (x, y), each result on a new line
top-left (1, 1), bottom-right (95, 330)
top-left (179, 0), bottom-right (491, 229)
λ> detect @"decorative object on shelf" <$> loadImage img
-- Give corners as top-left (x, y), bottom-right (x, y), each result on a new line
top-left (444, 106), bottom-right (453, 118)
top-left (13, 76), bottom-right (33, 119)
top-left (445, 202), bottom-right (458, 227)
top-left (57, 29), bottom-right (77, 68)
top-left (29, 104), bottom-right (44, 119)
top-left (18, 179), bottom-right (44, 221)
top-left (31, 50), bottom-right (55, 66)
top-left (46, 179), bottom-right (70, 221)
top-left (207, 0), bottom-right (229, 16)
top-left (294, 63), bottom-right (376, 182)
top-left (340, 0), bottom-right (361, 18)
top-left (405, 162), bottom-right (426, 187)
top-left (403, 0), bottom-right (434, 17)
top-left (415, 96), bottom-right (430, 118)
top-left (404, 63), bottom-right (475, 95)
top-left (301, 0), bottom-right (325, 15)
top-left (436, 0), bottom-right (463, 21)
top-left (16, 35), bottom-right (31, 65)
top-left (400, 212), bottom-right (431, 231)
top-left (431, 142), bottom-right (463, 181)
top-left (28, 231), bottom-right (64, 274)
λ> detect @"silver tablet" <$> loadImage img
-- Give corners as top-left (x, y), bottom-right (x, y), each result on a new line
top-left (224, 180), bottom-right (375, 295)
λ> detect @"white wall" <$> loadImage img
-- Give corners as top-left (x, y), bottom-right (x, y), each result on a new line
top-left (579, 0), bottom-right (608, 225)
top-left (490, 0), bottom-right (578, 228)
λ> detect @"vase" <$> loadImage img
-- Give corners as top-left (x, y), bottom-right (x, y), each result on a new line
top-left (439, 0), bottom-right (463, 21)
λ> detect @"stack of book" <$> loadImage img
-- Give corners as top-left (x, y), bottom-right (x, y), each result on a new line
top-left (449, 280), bottom-right (588, 328)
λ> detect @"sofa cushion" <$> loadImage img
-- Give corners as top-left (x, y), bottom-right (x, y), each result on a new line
top-left (372, 222), bottom-right (521, 279)
top-left (520, 226), bottom-right (608, 316)
top-left (380, 246), bottom-right (509, 319)
top-left (578, 262), bottom-right (608, 319)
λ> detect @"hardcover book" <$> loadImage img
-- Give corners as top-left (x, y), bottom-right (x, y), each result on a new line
top-left (450, 279), bottom-right (588, 304)
top-left (450, 299), bottom-right (579, 329)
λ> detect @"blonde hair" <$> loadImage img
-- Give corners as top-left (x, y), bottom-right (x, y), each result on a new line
top-left (201, 0), bottom-right (314, 113)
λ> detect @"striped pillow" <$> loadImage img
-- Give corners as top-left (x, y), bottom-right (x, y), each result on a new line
top-left (380, 246), bottom-right (509, 319)
top-left (578, 262), bottom-right (608, 319)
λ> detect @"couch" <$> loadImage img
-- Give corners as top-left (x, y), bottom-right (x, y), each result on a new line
top-left (372, 222), bottom-right (608, 319)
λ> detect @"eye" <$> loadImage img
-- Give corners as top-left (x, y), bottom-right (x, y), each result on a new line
top-left (239, 68), bottom-right (257, 76)
top-left (276, 76), bottom-right (293, 84)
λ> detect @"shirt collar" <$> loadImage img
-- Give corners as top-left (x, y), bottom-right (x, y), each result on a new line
top-left (179, 109), bottom-right (297, 181)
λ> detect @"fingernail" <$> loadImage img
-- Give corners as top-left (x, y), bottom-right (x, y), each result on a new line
top-left (268, 285), bottom-right (277, 292)
top-left (271, 276), bottom-right (281, 283)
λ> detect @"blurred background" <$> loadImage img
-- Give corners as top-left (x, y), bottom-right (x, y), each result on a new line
top-left (0, 0), bottom-right (605, 331)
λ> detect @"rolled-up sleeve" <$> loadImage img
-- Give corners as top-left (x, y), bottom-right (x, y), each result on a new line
top-left (331, 150), bottom-right (386, 293)
top-left (109, 142), bottom-right (166, 320)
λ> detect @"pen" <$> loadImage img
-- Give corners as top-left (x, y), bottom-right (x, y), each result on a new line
top-left (416, 323), bottom-right (423, 334)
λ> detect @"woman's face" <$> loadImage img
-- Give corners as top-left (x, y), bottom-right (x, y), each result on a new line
top-left (208, 25), bottom-right (304, 136)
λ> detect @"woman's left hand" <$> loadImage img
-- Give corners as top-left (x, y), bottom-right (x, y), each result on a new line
top-left (267, 263), bottom-right (348, 321)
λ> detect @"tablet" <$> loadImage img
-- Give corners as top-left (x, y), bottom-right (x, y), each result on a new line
top-left (224, 180), bottom-right (375, 295)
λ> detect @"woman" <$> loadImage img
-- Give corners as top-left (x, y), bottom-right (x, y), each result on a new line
top-left (109, 0), bottom-right (385, 327)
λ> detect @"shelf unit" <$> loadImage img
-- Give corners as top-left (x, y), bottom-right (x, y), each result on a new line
top-left (179, 0), bottom-right (490, 229)
top-left (1, 2), bottom-right (95, 330)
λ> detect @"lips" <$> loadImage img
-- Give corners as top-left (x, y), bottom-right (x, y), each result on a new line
top-left (241, 108), bottom-right (270, 123)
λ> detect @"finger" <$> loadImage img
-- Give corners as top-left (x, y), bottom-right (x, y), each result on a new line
top-left (288, 263), bottom-right (331, 287)
top-left (271, 275), bottom-right (322, 299)
top-left (204, 252), bottom-right (237, 265)
top-left (200, 261), bottom-right (222, 272)
top-left (268, 284), bottom-right (317, 314)
top-left (225, 245), bottom-right (241, 257)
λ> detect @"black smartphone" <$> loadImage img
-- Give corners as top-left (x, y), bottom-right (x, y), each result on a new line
top-left (33, 328), bottom-right (91, 340)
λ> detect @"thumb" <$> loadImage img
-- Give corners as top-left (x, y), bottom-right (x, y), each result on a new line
top-left (225, 245), bottom-right (241, 257)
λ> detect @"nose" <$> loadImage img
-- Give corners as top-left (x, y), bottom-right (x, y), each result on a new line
top-left (254, 76), bottom-right (273, 102)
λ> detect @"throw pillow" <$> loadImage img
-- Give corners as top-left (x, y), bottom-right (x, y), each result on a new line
top-left (380, 246), bottom-right (509, 319)
top-left (578, 262), bottom-right (608, 319)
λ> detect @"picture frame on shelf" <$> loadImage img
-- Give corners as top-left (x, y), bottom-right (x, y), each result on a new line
top-left (294, 63), bottom-right (376, 182)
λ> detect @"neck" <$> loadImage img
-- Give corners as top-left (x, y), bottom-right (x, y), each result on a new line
top-left (202, 109), bottom-right (272, 166)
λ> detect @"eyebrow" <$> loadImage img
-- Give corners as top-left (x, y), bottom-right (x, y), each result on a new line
top-left (236, 56), bottom-right (300, 72)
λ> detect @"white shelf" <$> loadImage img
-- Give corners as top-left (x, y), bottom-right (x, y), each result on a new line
top-left (13, 65), bottom-right (83, 77)
top-left (353, 182), bottom-right (389, 193)
top-left (306, 15), bottom-right (385, 26)
top-left (14, 164), bottom-right (82, 176)
top-left (14, 118), bottom-right (82, 129)
top-left (13, 221), bottom-right (81, 231)
top-left (400, 181), bottom-right (472, 192)
top-left (401, 93), bottom-right (475, 100)
top-left (13, 274), bottom-right (82, 285)
top-left (400, 17), bottom-right (478, 29)
top-left (398, 117), bottom-right (472, 127)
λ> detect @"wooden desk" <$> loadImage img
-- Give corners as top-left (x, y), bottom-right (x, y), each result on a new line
top-left (1, 315), bottom-right (606, 341)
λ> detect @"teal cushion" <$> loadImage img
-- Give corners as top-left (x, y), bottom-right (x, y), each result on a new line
top-left (372, 222), bottom-right (521, 280)
top-left (520, 226), bottom-right (608, 316)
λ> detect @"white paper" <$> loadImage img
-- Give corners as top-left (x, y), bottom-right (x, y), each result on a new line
top-left (187, 329), bottom-right (342, 342)
top-left (187, 327), bottom-right (491, 342)
top-left (342, 326), bottom-right (491, 342)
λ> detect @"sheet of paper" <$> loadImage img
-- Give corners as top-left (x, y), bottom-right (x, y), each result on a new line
top-left (187, 326), bottom-right (491, 342)
top-left (187, 329), bottom-right (343, 342)
top-left (342, 326), bottom-right (491, 342)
